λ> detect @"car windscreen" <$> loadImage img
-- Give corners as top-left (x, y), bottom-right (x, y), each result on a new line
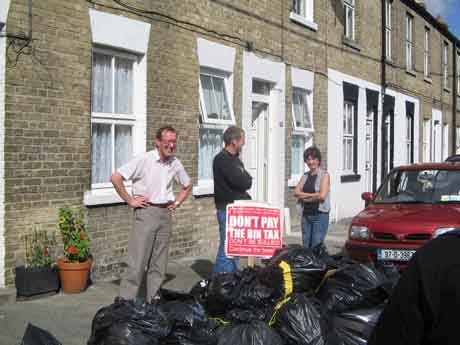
top-left (374, 169), bottom-right (460, 204)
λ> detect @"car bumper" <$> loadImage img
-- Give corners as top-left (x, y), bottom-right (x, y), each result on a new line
top-left (345, 239), bottom-right (425, 269)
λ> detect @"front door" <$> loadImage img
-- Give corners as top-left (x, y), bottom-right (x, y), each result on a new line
top-left (246, 79), bottom-right (271, 202)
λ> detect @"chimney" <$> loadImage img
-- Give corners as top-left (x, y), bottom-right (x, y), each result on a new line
top-left (414, 0), bottom-right (426, 9)
top-left (436, 15), bottom-right (449, 29)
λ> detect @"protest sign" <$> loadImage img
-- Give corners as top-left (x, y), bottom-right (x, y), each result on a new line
top-left (225, 202), bottom-right (282, 258)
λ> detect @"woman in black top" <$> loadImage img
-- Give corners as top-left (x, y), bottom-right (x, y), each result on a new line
top-left (294, 146), bottom-right (330, 248)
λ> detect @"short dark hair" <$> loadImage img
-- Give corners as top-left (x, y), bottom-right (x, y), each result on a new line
top-left (156, 126), bottom-right (176, 140)
top-left (223, 126), bottom-right (244, 146)
top-left (303, 146), bottom-right (322, 163)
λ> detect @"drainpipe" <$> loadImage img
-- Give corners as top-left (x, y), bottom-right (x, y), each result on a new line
top-left (453, 40), bottom-right (458, 155)
top-left (380, 0), bottom-right (387, 184)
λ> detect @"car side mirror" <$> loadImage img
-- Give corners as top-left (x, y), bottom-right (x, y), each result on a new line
top-left (361, 192), bottom-right (374, 202)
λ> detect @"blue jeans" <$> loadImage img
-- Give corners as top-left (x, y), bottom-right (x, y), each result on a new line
top-left (302, 212), bottom-right (330, 248)
top-left (214, 209), bottom-right (239, 274)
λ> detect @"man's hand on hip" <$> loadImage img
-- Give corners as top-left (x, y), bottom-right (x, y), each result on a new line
top-left (128, 196), bottom-right (148, 208)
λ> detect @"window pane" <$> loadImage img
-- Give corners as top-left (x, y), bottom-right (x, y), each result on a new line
top-left (91, 123), bottom-right (113, 184)
top-left (115, 57), bottom-right (134, 114)
top-left (252, 79), bottom-right (270, 95)
top-left (200, 74), bottom-right (231, 121)
top-left (115, 125), bottom-right (133, 170)
top-left (198, 127), bottom-right (223, 180)
top-left (92, 53), bottom-right (113, 113)
top-left (293, 89), bottom-right (312, 129)
top-left (292, 135), bottom-right (305, 176)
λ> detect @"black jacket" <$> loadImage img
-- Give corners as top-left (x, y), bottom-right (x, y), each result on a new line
top-left (368, 230), bottom-right (460, 345)
top-left (213, 149), bottom-right (252, 209)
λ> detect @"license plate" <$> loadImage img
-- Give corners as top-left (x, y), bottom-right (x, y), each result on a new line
top-left (377, 249), bottom-right (416, 261)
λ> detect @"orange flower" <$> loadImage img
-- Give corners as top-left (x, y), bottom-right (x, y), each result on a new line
top-left (80, 233), bottom-right (86, 240)
top-left (68, 246), bottom-right (78, 254)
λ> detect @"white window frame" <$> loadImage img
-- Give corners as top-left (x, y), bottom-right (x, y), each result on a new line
top-left (198, 67), bottom-right (236, 126)
top-left (85, 9), bottom-right (150, 206)
top-left (344, 0), bottom-right (355, 41)
top-left (443, 123), bottom-right (449, 160)
top-left (443, 41), bottom-right (449, 90)
top-left (385, 0), bottom-right (392, 60)
top-left (423, 119), bottom-right (431, 162)
top-left (91, 47), bottom-right (138, 190)
top-left (290, 0), bottom-right (317, 31)
top-left (405, 114), bottom-right (413, 164)
top-left (343, 101), bottom-right (355, 173)
top-left (289, 87), bottom-right (314, 186)
top-left (424, 27), bottom-right (430, 78)
top-left (406, 14), bottom-right (414, 71)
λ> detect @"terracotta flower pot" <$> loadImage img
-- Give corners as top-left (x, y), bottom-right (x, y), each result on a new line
top-left (57, 257), bottom-right (92, 294)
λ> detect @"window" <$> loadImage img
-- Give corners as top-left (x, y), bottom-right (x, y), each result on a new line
top-left (291, 88), bottom-right (313, 180)
top-left (198, 68), bottom-right (235, 186)
top-left (443, 124), bottom-right (449, 160)
top-left (91, 49), bottom-right (137, 188)
top-left (456, 127), bottom-right (460, 154)
top-left (424, 27), bottom-right (430, 78)
top-left (406, 114), bottom-right (414, 164)
top-left (290, 0), bottom-right (317, 30)
top-left (385, 0), bottom-right (392, 60)
top-left (423, 119), bottom-right (431, 162)
top-left (406, 14), bottom-right (414, 71)
top-left (457, 52), bottom-right (460, 95)
top-left (343, 101), bottom-right (355, 172)
top-left (344, 0), bottom-right (355, 41)
top-left (443, 41), bottom-right (449, 89)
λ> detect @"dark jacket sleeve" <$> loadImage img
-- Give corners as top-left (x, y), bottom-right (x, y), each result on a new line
top-left (368, 254), bottom-right (427, 345)
top-left (221, 157), bottom-right (252, 192)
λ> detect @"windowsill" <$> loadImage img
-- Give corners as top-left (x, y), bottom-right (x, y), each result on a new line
top-left (342, 37), bottom-right (360, 51)
top-left (289, 12), bottom-right (318, 31)
top-left (424, 76), bottom-right (432, 84)
top-left (192, 183), bottom-right (214, 197)
top-left (443, 87), bottom-right (451, 93)
top-left (340, 174), bottom-right (361, 183)
top-left (406, 69), bottom-right (417, 77)
top-left (84, 187), bottom-right (131, 207)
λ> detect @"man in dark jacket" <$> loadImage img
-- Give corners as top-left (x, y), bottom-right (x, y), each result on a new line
top-left (213, 125), bottom-right (252, 274)
top-left (368, 229), bottom-right (460, 345)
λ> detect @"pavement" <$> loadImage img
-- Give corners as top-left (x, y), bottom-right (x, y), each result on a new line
top-left (0, 219), bottom-right (350, 345)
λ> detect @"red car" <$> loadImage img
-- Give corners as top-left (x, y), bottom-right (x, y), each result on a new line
top-left (345, 163), bottom-right (460, 269)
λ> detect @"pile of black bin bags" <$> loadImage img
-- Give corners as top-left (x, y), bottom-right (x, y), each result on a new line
top-left (87, 244), bottom-right (400, 345)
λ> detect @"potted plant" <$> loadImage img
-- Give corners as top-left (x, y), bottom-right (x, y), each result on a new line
top-left (15, 229), bottom-right (60, 298)
top-left (57, 206), bottom-right (92, 294)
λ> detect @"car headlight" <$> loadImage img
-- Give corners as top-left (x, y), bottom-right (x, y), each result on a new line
top-left (350, 225), bottom-right (369, 240)
top-left (434, 227), bottom-right (456, 238)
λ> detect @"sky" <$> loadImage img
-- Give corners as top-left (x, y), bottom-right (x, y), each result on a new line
top-left (424, 0), bottom-right (460, 37)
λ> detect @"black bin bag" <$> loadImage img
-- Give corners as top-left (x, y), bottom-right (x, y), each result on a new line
top-left (327, 306), bottom-right (384, 345)
top-left (261, 245), bottom-right (328, 297)
top-left (272, 293), bottom-right (326, 345)
top-left (217, 321), bottom-right (283, 345)
top-left (87, 297), bottom-right (171, 345)
top-left (21, 323), bottom-right (62, 345)
top-left (316, 263), bottom-right (390, 314)
top-left (160, 300), bottom-right (219, 345)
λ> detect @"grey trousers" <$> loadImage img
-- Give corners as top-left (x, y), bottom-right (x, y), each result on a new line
top-left (120, 206), bottom-right (171, 301)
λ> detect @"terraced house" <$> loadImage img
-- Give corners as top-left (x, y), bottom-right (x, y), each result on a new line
top-left (0, 0), bottom-right (459, 292)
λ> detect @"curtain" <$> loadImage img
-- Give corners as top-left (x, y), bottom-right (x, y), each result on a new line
top-left (115, 125), bottom-right (133, 170)
top-left (199, 128), bottom-right (223, 181)
top-left (92, 53), bottom-right (112, 113)
top-left (291, 135), bottom-right (305, 176)
top-left (293, 90), bottom-right (311, 129)
top-left (200, 74), bottom-right (230, 121)
top-left (91, 123), bottom-right (112, 184)
top-left (115, 57), bottom-right (133, 114)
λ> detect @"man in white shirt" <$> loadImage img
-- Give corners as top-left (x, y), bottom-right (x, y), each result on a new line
top-left (111, 126), bottom-right (192, 301)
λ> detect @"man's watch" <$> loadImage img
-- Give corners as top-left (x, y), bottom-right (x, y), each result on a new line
top-left (174, 200), bottom-right (180, 207)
